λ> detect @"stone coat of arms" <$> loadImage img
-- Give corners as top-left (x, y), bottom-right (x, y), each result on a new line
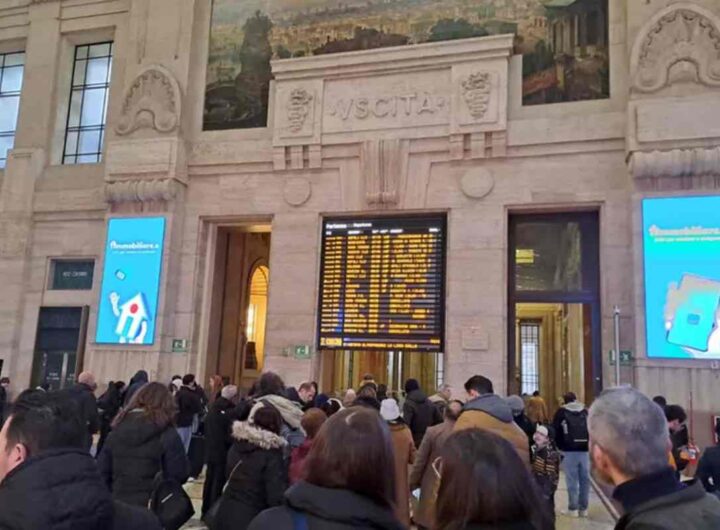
top-left (461, 72), bottom-right (492, 120)
top-left (286, 88), bottom-right (314, 133)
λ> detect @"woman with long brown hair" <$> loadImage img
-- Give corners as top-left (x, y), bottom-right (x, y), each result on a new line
top-left (435, 429), bottom-right (553, 530)
top-left (98, 381), bottom-right (190, 507)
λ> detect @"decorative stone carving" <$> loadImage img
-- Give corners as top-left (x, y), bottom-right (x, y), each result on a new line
top-left (629, 147), bottom-right (720, 179)
top-left (286, 89), bottom-right (313, 133)
top-left (460, 72), bottom-right (492, 119)
top-left (105, 178), bottom-right (182, 204)
top-left (634, 7), bottom-right (720, 92)
top-left (361, 139), bottom-right (409, 207)
top-left (460, 168), bottom-right (494, 199)
top-left (115, 65), bottom-right (181, 136)
top-left (283, 177), bottom-right (312, 206)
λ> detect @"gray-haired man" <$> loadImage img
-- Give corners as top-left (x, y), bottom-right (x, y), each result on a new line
top-left (589, 387), bottom-right (720, 529)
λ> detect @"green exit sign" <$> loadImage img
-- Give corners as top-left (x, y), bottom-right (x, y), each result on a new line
top-left (294, 345), bottom-right (311, 359)
top-left (172, 339), bottom-right (188, 353)
top-left (609, 350), bottom-right (633, 366)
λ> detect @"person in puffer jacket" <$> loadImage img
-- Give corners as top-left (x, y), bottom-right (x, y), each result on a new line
top-left (402, 378), bottom-right (442, 448)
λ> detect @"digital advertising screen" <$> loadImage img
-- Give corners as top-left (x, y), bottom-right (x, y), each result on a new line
top-left (317, 215), bottom-right (446, 352)
top-left (95, 217), bottom-right (166, 345)
top-left (643, 196), bottom-right (720, 359)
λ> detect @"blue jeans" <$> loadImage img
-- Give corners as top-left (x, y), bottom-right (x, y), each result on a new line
top-left (176, 426), bottom-right (192, 454)
top-left (563, 451), bottom-right (590, 511)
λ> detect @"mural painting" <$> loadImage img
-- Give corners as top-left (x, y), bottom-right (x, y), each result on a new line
top-left (204, 0), bottom-right (609, 130)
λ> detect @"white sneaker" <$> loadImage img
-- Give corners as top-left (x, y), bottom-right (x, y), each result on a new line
top-left (562, 510), bottom-right (579, 517)
top-left (579, 510), bottom-right (589, 518)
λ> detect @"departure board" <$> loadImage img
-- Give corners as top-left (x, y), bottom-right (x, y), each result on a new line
top-left (317, 215), bottom-right (446, 352)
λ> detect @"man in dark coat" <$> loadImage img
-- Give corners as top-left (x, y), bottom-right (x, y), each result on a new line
top-left (97, 381), bottom-right (125, 456)
top-left (60, 371), bottom-right (100, 451)
top-left (201, 385), bottom-right (239, 517)
top-left (0, 389), bottom-right (161, 530)
top-left (123, 370), bottom-right (149, 406)
top-left (176, 374), bottom-right (203, 453)
top-left (402, 378), bottom-right (442, 448)
top-left (589, 387), bottom-right (720, 530)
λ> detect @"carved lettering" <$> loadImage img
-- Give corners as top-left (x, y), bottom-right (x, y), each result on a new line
top-left (326, 93), bottom-right (445, 121)
top-left (373, 97), bottom-right (391, 117)
top-left (355, 98), bottom-right (370, 119)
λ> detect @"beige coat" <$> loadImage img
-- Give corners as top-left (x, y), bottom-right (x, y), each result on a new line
top-left (389, 422), bottom-right (416, 528)
top-left (408, 420), bottom-right (454, 529)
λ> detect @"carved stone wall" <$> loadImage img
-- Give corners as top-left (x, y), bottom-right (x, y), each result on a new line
top-left (115, 65), bottom-right (182, 136)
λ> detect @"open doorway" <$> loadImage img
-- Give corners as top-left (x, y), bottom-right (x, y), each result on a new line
top-left (508, 212), bottom-right (601, 414)
top-left (205, 226), bottom-right (270, 389)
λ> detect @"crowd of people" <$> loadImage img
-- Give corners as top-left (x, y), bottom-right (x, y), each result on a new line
top-left (0, 369), bottom-right (720, 530)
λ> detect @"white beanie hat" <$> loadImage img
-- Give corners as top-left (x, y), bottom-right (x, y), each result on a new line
top-left (536, 425), bottom-right (549, 437)
top-left (380, 398), bottom-right (401, 421)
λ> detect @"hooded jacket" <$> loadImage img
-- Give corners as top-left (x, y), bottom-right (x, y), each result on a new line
top-left (0, 448), bottom-right (161, 530)
top-left (455, 393), bottom-right (530, 464)
top-left (97, 410), bottom-right (190, 506)
top-left (213, 421), bottom-right (288, 530)
top-left (247, 481), bottom-right (406, 530)
top-left (123, 370), bottom-right (148, 406)
top-left (254, 394), bottom-right (306, 448)
top-left (402, 389), bottom-right (442, 448)
top-left (204, 396), bottom-right (237, 465)
top-left (551, 401), bottom-right (588, 452)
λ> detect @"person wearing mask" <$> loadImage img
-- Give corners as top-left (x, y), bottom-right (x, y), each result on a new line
top-left (123, 370), bottom-right (149, 406)
top-left (552, 391), bottom-right (590, 517)
top-left (698, 421), bottom-right (720, 497)
top-left (61, 371), bottom-right (100, 451)
top-left (97, 381), bottom-right (126, 456)
top-left (665, 404), bottom-right (690, 473)
top-left (212, 403), bottom-right (288, 530)
top-left (297, 382), bottom-right (317, 411)
top-left (507, 394), bottom-right (536, 447)
top-left (527, 391), bottom-right (549, 425)
top-left (289, 408), bottom-right (327, 484)
top-left (455, 375), bottom-right (529, 464)
top-left (254, 372), bottom-right (305, 449)
top-left (202, 385), bottom-right (239, 518)
top-left (402, 378), bottom-right (442, 448)
top-left (247, 407), bottom-right (405, 530)
top-left (380, 398), bottom-right (416, 527)
top-left (176, 374), bottom-right (203, 453)
top-left (0, 390), bottom-right (161, 530)
top-left (589, 387), bottom-right (720, 529)
top-left (531, 425), bottom-right (561, 520)
top-left (435, 429), bottom-right (554, 530)
top-left (410, 399), bottom-right (463, 530)
top-left (428, 383), bottom-right (452, 416)
top-left (98, 382), bottom-right (189, 507)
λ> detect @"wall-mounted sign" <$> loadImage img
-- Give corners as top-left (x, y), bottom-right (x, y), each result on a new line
top-left (317, 215), bottom-right (446, 352)
top-left (95, 217), bottom-right (166, 345)
top-left (50, 259), bottom-right (95, 290)
top-left (609, 350), bottom-right (633, 366)
top-left (171, 339), bottom-right (188, 353)
top-left (643, 197), bottom-right (720, 359)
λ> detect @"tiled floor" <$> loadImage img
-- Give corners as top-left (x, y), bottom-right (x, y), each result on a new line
top-left (182, 470), bottom-right (617, 529)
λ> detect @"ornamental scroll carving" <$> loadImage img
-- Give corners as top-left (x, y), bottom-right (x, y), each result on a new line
top-left (116, 66), bottom-right (181, 136)
top-left (634, 6), bottom-right (720, 92)
top-left (630, 147), bottom-right (720, 179)
top-left (105, 178), bottom-right (182, 204)
top-left (460, 72), bottom-right (492, 120)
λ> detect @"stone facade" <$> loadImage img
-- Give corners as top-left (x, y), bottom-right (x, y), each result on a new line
top-left (0, 0), bottom-right (719, 445)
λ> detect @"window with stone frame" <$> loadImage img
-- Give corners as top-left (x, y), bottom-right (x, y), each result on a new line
top-left (0, 51), bottom-right (25, 169)
top-left (62, 42), bottom-right (113, 165)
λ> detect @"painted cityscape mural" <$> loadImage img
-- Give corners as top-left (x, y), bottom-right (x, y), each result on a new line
top-left (204, 0), bottom-right (609, 130)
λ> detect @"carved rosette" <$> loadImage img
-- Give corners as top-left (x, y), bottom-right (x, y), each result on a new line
top-left (634, 7), bottom-right (720, 92)
top-left (286, 88), bottom-right (313, 133)
top-left (105, 178), bottom-right (182, 204)
top-left (116, 65), bottom-right (182, 136)
top-left (460, 72), bottom-right (492, 120)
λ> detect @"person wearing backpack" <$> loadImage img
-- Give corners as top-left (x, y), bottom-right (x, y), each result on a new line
top-left (552, 392), bottom-right (590, 518)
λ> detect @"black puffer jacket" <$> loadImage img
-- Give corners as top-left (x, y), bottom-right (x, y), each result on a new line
top-left (176, 386), bottom-right (203, 428)
top-left (97, 410), bottom-right (189, 506)
top-left (204, 397), bottom-right (237, 465)
top-left (248, 481), bottom-right (405, 530)
top-left (213, 421), bottom-right (288, 530)
top-left (0, 448), bottom-right (161, 530)
top-left (402, 389), bottom-right (442, 448)
top-left (60, 383), bottom-right (100, 449)
top-left (123, 370), bottom-right (148, 406)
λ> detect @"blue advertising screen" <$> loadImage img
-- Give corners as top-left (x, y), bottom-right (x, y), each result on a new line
top-left (95, 217), bottom-right (166, 345)
top-left (643, 196), bottom-right (720, 359)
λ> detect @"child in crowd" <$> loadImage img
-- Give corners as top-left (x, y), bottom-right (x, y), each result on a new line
top-left (531, 425), bottom-right (561, 519)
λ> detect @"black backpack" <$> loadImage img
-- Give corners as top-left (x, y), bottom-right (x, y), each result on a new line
top-left (562, 409), bottom-right (589, 445)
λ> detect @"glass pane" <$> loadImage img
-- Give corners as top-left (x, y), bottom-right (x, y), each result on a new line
top-left (514, 221), bottom-right (582, 291)
top-left (72, 59), bottom-right (87, 87)
top-left (80, 88), bottom-right (106, 126)
top-left (1, 66), bottom-right (23, 93)
top-left (75, 46), bottom-right (89, 60)
top-left (67, 90), bottom-right (83, 127)
top-left (0, 135), bottom-right (15, 162)
top-left (85, 57), bottom-right (109, 85)
top-left (5, 53), bottom-right (24, 67)
top-left (78, 129), bottom-right (100, 155)
top-left (78, 154), bottom-right (99, 164)
top-left (0, 95), bottom-right (19, 133)
top-left (89, 43), bottom-right (111, 58)
top-left (63, 154), bottom-right (76, 164)
top-left (64, 130), bottom-right (78, 156)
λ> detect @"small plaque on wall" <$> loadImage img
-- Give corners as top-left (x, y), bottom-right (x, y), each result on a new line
top-left (50, 260), bottom-right (95, 290)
